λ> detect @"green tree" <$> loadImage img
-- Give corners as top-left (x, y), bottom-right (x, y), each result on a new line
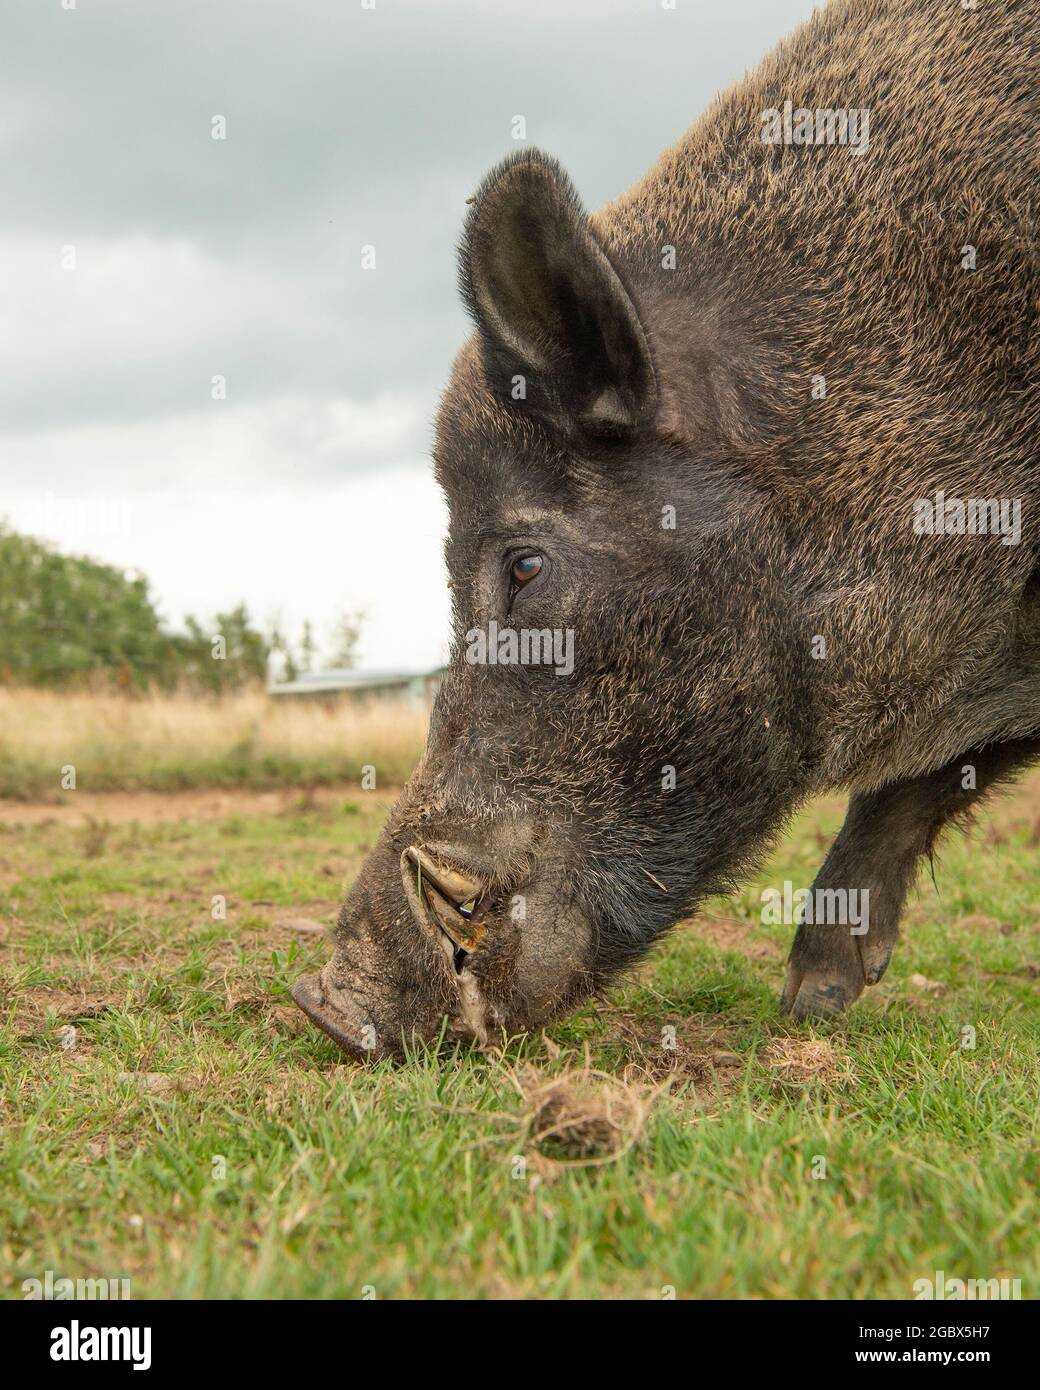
top-left (0, 523), bottom-right (269, 692)
top-left (0, 523), bottom-right (169, 688)
top-left (328, 606), bottom-right (364, 668)
top-left (300, 620), bottom-right (316, 674)
top-left (173, 604), bottom-right (269, 694)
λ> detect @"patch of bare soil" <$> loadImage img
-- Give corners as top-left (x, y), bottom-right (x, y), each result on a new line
top-left (978, 768), bottom-right (1040, 842)
top-left (908, 972), bottom-right (948, 997)
top-left (227, 900), bottom-right (339, 955)
top-left (951, 913), bottom-right (1006, 935)
top-left (689, 911), bottom-right (781, 961)
top-left (0, 784), bottom-right (394, 827)
top-left (9, 988), bottom-right (123, 1039)
top-left (593, 1006), bottom-right (747, 1094)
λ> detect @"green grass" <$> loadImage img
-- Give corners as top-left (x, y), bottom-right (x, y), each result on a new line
top-left (1, 780), bottom-right (1038, 1299)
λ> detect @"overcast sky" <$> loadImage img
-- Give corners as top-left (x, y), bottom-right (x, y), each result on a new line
top-left (1, 0), bottom-right (817, 671)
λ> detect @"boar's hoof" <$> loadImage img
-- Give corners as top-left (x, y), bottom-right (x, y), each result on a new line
top-left (781, 927), bottom-right (866, 1021)
top-left (861, 945), bottom-right (893, 986)
top-left (783, 977), bottom-right (858, 1022)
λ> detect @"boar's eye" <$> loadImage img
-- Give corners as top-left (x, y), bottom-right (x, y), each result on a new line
top-left (510, 554), bottom-right (543, 588)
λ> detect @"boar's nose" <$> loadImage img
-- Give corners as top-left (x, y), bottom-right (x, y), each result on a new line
top-left (291, 965), bottom-right (386, 1060)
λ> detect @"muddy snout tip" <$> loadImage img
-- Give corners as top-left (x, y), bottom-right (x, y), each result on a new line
top-left (290, 971), bottom-right (383, 1060)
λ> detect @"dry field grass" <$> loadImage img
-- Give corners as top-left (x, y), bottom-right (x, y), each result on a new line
top-left (0, 687), bottom-right (428, 799)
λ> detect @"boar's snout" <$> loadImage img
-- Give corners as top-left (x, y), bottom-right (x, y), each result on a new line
top-left (291, 809), bottom-right (594, 1058)
top-left (291, 966), bottom-right (386, 1060)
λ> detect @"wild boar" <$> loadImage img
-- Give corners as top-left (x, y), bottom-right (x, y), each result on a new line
top-left (293, 0), bottom-right (1039, 1055)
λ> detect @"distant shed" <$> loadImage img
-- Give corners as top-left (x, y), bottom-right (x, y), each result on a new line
top-left (267, 667), bottom-right (445, 704)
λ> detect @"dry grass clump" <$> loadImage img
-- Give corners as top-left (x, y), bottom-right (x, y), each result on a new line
top-left (507, 1055), bottom-right (665, 1167)
top-left (764, 1037), bottom-right (853, 1086)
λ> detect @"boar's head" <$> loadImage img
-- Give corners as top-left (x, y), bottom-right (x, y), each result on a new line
top-left (293, 151), bottom-right (808, 1057)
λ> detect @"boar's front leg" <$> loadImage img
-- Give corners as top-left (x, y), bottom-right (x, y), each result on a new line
top-left (782, 738), bottom-right (1040, 1021)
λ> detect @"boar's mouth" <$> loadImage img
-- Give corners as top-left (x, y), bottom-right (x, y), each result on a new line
top-left (401, 845), bottom-right (512, 1048)
top-left (401, 845), bottom-right (500, 975)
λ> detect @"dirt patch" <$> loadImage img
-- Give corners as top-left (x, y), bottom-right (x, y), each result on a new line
top-left (9, 989), bottom-right (123, 1039)
top-left (237, 900), bottom-right (339, 952)
top-left (908, 972), bottom-right (948, 997)
top-left (593, 1006), bottom-right (747, 1094)
top-left (690, 911), bottom-right (781, 961)
top-left (979, 768), bottom-right (1040, 841)
top-left (0, 785), bottom-right (397, 828)
top-left (954, 913), bottom-right (1009, 936)
top-left (113, 1071), bottom-right (199, 1097)
top-left (270, 916), bottom-right (327, 936)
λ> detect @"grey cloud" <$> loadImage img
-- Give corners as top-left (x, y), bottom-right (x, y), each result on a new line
top-left (1, 0), bottom-right (818, 484)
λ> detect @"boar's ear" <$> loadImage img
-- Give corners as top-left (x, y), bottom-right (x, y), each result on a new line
top-left (459, 149), bottom-right (657, 438)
